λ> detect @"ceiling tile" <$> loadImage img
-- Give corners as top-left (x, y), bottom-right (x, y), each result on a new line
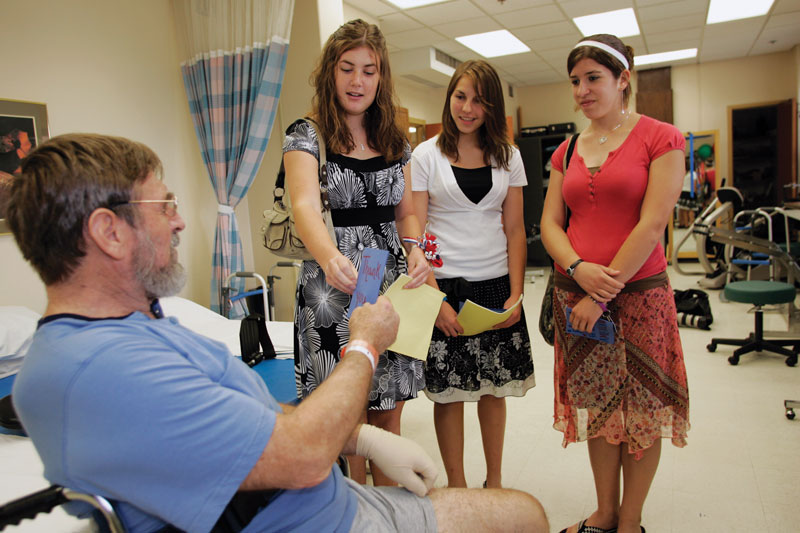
top-left (765, 11), bottom-right (800, 28)
top-left (435, 16), bottom-right (503, 38)
top-left (451, 49), bottom-right (485, 61)
top-left (489, 51), bottom-right (544, 68)
top-left (430, 39), bottom-right (471, 55)
top-left (703, 17), bottom-right (763, 45)
top-left (634, 0), bottom-right (680, 6)
top-left (642, 38), bottom-right (700, 56)
top-left (536, 48), bottom-right (569, 70)
top-left (751, 24), bottom-right (800, 54)
top-left (513, 21), bottom-right (581, 42)
top-left (639, 14), bottom-right (705, 33)
top-left (558, 0), bottom-right (633, 18)
top-left (636, 0), bottom-right (707, 22)
top-left (645, 27), bottom-right (702, 48)
top-left (344, 0), bottom-right (400, 17)
top-left (772, 0), bottom-right (800, 15)
top-left (527, 32), bottom-right (583, 51)
top-left (620, 34), bottom-right (646, 52)
top-left (404, 0), bottom-right (485, 24)
top-left (493, 4), bottom-right (567, 29)
top-left (469, 0), bottom-right (554, 15)
top-left (384, 27), bottom-right (446, 49)
top-left (379, 12), bottom-right (425, 34)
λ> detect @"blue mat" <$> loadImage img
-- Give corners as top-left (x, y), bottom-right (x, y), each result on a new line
top-left (252, 358), bottom-right (298, 405)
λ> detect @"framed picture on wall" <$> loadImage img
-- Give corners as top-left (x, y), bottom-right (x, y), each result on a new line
top-left (0, 99), bottom-right (49, 235)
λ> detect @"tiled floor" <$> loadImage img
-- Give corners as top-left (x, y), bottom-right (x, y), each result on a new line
top-left (400, 264), bottom-right (800, 533)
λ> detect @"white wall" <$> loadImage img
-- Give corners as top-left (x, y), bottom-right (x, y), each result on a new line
top-left (395, 80), bottom-right (446, 124)
top-left (0, 0), bottom-right (217, 313)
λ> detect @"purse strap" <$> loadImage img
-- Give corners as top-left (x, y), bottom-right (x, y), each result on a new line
top-left (274, 118), bottom-right (329, 211)
top-left (561, 133), bottom-right (579, 229)
top-left (304, 118), bottom-right (330, 212)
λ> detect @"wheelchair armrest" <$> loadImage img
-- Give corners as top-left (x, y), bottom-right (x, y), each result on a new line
top-left (0, 485), bottom-right (68, 529)
top-left (0, 485), bottom-right (125, 533)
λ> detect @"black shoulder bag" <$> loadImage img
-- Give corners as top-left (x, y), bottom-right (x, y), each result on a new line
top-left (538, 133), bottom-right (579, 346)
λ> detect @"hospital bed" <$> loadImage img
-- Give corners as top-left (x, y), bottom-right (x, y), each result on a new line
top-left (0, 297), bottom-right (296, 532)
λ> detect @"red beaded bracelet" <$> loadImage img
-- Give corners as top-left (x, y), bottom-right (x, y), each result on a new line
top-left (402, 232), bottom-right (443, 268)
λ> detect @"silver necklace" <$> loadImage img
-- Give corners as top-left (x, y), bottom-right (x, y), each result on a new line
top-left (598, 110), bottom-right (629, 144)
top-left (360, 143), bottom-right (366, 151)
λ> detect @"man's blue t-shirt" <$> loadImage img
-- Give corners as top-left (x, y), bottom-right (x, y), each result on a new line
top-left (12, 312), bottom-right (357, 532)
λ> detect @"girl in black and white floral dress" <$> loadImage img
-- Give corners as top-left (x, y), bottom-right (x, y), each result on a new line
top-left (282, 19), bottom-right (430, 486)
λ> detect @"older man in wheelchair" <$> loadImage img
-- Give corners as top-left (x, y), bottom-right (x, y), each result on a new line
top-left (1, 133), bottom-right (547, 532)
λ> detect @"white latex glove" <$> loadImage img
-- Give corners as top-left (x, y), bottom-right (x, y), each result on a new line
top-left (356, 424), bottom-right (438, 497)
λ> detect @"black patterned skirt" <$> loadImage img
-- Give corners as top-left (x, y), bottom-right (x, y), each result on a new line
top-left (424, 275), bottom-right (535, 403)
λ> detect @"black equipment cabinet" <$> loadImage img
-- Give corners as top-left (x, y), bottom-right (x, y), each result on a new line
top-left (516, 133), bottom-right (567, 265)
top-left (729, 100), bottom-right (795, 210)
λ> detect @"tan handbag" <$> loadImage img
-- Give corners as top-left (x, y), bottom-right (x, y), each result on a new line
top-left (261, 119), bottom-right (335, 261)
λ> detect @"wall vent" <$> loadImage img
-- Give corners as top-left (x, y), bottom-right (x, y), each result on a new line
top-left (390, 47), bottom-right (460, 88)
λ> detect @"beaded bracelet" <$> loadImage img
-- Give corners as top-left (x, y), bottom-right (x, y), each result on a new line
top-left (402, 232), bottom-right (443, 267)
top-left (590, 296), bottom-right (608, 312)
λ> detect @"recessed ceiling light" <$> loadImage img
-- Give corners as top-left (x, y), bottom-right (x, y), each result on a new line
top-left (455, 30), bottom-right (530, 58)
top-left (635, 48), bottom-right (697, 67)
top-left (707, 0), bottom-right (774, 24)
top-left (386, 0), bottom-right (448, 8)
top-left (573, 8), bottom-right (640, 38)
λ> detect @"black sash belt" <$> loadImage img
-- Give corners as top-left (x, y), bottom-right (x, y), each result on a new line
top-left (158, 489), bottom-right (281, 533)
top-left (210, 490), bottom-right (281, 533)
top-left (331, 206), bottom-right (395, 227)
top-left (554, 270), bottom-right (668, 294)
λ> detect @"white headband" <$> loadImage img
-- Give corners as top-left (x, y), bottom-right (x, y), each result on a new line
top-left (574, 40), bottom-right (629, 70)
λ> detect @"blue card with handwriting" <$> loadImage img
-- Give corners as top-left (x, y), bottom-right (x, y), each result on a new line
top-left (348, 248), bottom-right (389, 317)
top-left (565, 307), bottom-right (615, 344)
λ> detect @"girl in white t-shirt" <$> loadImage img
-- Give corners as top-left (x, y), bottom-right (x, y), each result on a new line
top-left (411, 60), bottom-right (535, 489)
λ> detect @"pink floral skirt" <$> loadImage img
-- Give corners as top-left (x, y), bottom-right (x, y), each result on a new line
top-left (553, 281), bottom-right (690, 459)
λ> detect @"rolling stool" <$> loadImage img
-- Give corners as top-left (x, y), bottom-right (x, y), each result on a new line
top-left (707, 280), bottom-right (800, 366)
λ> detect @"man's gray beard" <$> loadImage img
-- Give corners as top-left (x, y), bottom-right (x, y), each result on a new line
top-left (134, 232), bottom-right (187, 299)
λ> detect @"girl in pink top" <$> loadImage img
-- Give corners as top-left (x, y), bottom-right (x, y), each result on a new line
top-left (541, 34), bottom-right (690, 533)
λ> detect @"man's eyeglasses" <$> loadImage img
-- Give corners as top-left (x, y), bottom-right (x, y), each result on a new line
top-left (111, 195), bottom-right (179, 217)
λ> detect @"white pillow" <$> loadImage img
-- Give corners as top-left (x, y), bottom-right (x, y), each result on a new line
top-left (0, 306), bottom-right (41, 378)
top-left (159, 296), bottom-right (229, 325)
top-left (0, 306), bottom-right (40, 358)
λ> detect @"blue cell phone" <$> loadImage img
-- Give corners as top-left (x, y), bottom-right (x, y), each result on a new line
top-left (565, 307), bottom-right (615, 344)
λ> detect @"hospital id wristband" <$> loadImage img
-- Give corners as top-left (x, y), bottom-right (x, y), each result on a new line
top-left (341, 340), bottom-right (378, 372)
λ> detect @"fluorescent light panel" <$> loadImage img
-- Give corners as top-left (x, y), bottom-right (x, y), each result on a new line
top-left (573, 8), bottom-right (640, 38)
top-left (635, 48), bottom-right (697, 66)
top-left (707, 0), bottom-right (774, 24)
top-left (386, 0), bottom-right (447, 8)
top-left (456, 30), bottom-right (530, 58)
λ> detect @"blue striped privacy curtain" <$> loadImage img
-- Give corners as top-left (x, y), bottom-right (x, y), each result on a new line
top-left (173, 0), bottom-right (294, 316)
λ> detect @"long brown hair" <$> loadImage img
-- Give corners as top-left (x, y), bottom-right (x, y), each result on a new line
top-left (437, 60), bottom-right (512, 170)
top-left (310, 19), bottom-right (406, 161)
top-left (568, 34), bottom-right (634, 106)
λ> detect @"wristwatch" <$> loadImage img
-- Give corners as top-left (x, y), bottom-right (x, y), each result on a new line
top-left (566, 258), bottom-right (584, 277)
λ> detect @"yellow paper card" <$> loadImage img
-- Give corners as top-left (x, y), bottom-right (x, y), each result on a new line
top-left (456, 294), bottom-right (524, 336)
top-left (384, 274), bottom-right (445, 360)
